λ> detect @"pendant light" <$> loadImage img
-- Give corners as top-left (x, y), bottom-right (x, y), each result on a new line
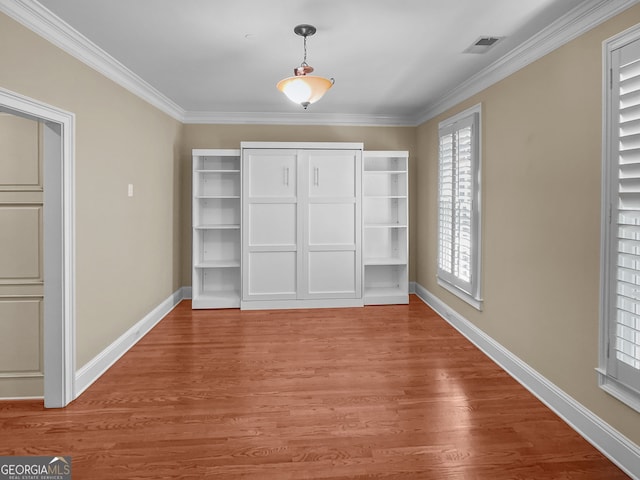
top-left (277, 24), bottom-right (334, 109)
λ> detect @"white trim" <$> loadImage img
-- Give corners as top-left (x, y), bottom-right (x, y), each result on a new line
top-left (181, 286), bottom-right (193, 300)
top-left (438, 103), bottom-right (483, 129)
top-left (414, 0), bottom-right (640, 125)
top-left (436, 277), bottom-right (483, 311)
top-left (75, 288), bottom-right (184, 396)
top-left (241, 298), bottom-right (364, 310)
top-left (0, 86), bottom-right (76, 408)
top-left (413, 284), bottom-right (640, 480)
top-left (241, 141), bottom-right (364, 150)
top-left (409, 281), bottom-right (417, 294)
top-left (0, 0), bottom-right (185, 121)
top-left (0, 396), bottom-right (44, 401)
top-left (183, 110), bottom-right (414, 127)
top-left (597, 369), bottom-right (640, 413)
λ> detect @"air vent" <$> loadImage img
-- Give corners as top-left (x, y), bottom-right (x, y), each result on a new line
top-left (463, 36), bottom-right (504, 54)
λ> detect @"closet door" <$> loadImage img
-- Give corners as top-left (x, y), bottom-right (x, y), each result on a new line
top-left (242, 149), bottom-right (299, 300)
top-left (301, 149), bottom-right (362, 299)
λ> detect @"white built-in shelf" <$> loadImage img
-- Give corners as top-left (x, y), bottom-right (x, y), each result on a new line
top-left (193, 224), bottom-right (241, 230)
top-left (363, 151), bottom-right (409, 306)
top-left (192, 149), bottom-right (242, 309)
top-left (195, 195), bottom-right (241, 199)
top-left (196, 291), bottom-right (241, 301)
top-left (192, 291), bottom-right (241, 309)
top-left (365, 223), bottom-right (408, 228)
top-left (365, 195), bottom-right (406, 199)
top-left (364, 257), bottom-right (406, 266)
top-left (365, 286), bottom-right (406, 297)
top-left (195, 260), bottom-right (241, 269)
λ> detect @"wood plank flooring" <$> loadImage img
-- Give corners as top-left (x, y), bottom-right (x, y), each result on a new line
top-left (0, 296), bottom-right (630, 479)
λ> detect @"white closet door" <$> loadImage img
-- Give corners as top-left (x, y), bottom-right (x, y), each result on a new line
top-left (243, 149), bottom-right (299, 300)
top-left (301, 150), bottom-right (362, 299)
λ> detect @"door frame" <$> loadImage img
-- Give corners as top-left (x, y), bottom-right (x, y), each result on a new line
top-left (0, 87), bottom-right (75, 408)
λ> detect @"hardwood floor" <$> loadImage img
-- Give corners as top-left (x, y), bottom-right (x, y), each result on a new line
top-left (0, 296), bottom-right (630, 479)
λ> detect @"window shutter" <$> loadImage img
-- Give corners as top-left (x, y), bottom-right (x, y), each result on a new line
top-left (439, 131), bottom-right (454, 275)
top-left (608, 40), bottom-right (640, 392)
top-left (455, 125), bottom-right (473, 284)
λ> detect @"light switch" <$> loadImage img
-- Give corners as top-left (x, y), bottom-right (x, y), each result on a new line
top-left (128, 184), bottom-right (134, 197)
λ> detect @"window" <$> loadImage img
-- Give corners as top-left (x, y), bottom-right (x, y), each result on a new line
top-left (437, 104), bottom-right (482, 310)
top-left (600, 27), bottom-right (640, 412)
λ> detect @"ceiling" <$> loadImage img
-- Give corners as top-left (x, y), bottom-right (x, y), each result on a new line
top-left (27, 0), bottom-right (603, 123)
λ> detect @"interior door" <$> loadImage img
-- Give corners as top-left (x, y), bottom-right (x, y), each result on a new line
top-left (0, 113), bottom-right (44, 398)
top-left (301, 149), bottom-right (362, 299)
top-left (242, 149), bottom-right (300, 300)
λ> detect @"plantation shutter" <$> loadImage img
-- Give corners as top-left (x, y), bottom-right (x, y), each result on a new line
top-left (438, 113), bottom-right (478, 296)
top-left (608, 38), bottom-right (640, 392)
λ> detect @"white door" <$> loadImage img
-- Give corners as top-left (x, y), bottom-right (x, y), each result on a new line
top-left (242, 149), bottom-right (299, 300)
top-left (0, 113), bottom-right (44, 398)
top-left (301, 150), bottom-right (362, 299)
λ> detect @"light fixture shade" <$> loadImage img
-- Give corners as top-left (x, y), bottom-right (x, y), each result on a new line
top-left (277, 75), bottom-right (334, 107)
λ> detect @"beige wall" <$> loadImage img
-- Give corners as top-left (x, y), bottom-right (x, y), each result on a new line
top-left (181, 124), bottom-right (417, 286)
top-left (0, 12), bottom-right (184, 368)
top-left (416, 5), bottom-right (640, 444)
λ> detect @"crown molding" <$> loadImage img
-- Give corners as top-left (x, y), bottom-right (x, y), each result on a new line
top-left (413, 0), bottom-right (640, 125)
top-left (182, 110), bottom-right (415, 127)
top-left (0, 0), bottom-right (186, 121)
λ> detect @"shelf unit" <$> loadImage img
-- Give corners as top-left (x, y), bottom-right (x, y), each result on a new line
top-left (363, 151), bottom-right (409, 305)
top-left (192, 149), bottom-right (241, 308)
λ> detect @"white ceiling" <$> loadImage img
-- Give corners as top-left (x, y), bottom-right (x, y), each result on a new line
top-left (22, 0), bottom-right (612, 123)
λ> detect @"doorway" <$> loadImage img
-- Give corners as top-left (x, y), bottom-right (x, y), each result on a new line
top-left (0, 87), bottom-right (75, 407)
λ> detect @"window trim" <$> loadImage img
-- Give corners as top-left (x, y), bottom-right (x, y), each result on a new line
top-left (437, 103), bottom-right (483, 311)
top-left (599, 23), bottom-right (640, 414)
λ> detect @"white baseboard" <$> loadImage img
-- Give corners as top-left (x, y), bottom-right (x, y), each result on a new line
top-left (74, 287), bottom-right (187, 397)
top-left (182, 286), bottom-right (192, 299)
top-left (409, 281), bottom-right (416, 294)
top-left (0, 396), bottom-right (43, 401)
top-left (414, 283), bottom-right (640, 480)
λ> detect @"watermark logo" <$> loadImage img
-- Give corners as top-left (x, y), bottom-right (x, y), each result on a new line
top-left (0, 456), bottom-right (71, 480)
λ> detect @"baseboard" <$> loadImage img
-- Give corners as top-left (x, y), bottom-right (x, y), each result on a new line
top-left (75, 287), bottom-right (186, 397)
top-left (182, 286), bottom-right (192, 299)
top-left (414, 283), bottom-right (640, 480)
top-left (409, 281), bottom-right (416, 294)
top-left (0, 396), bottom-right (43, 401)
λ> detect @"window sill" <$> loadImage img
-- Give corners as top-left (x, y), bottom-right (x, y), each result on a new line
top-left (437, 277), bottom-right (483, 311)
top-left (596, 368), bottom-right (640, 414)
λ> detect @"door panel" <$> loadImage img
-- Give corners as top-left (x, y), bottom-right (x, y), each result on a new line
top-left (0, 300), bottom-right (42, 371)
top-left (247, 252), bottom-right (297, 298)
top-left (249, 203), bottom-right (297, 246)
top-left (308, 203), bottom-right (355, 246)
top-left (245, 150), bottom-right (297, 198)
top-left (308, 152), bottom-right (357, 198)
top-left (0, 206), bottom-right (42, 279)
top-left (307, 251), bottom-right (357, 295)
top-left (0, 114), bottom-right (43, 397)
top-left (0, 115), bottom-right (40, 188)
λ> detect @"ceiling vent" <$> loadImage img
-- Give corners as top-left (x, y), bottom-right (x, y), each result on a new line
top-left (463, 36), bottom-right (504, 54)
